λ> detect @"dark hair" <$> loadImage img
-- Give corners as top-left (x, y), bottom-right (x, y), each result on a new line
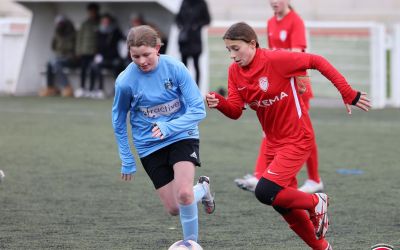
top-left (222, 22), bottom-right (259, 48)
top-left (101, 13), bottom-right (114, 21)
top-left (87, 3), bottom-right (99, 12)
top-left (127, 25), bottom-right (163, 49)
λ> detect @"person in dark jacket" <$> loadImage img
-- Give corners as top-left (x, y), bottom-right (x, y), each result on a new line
top-left (176, 0), bottom-right (211, 85)
top-left (39, 15), bottom-right (77, 97)
top-left (89, 13), bottom-right (124, 99)
top-left (74, 3), bottom-right (100, 98)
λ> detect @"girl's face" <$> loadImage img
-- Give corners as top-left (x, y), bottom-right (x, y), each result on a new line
top-left (224, 39), bottom-right (257, 67)
top-left (130, 45), bottom-right (160, 72)
top-left (269, 0), bottom-right (289, 15)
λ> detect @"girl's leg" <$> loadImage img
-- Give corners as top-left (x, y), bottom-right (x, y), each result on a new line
top-left (299, 140), bottom-right (324, 194)
top-left (173, 161), bottom-right (201, 242)
top-left (155, 161), bottom-right (196, 214)
top-left (255, 178), bottom-right (329, 244)
top-left (306, 140), bottom-right (320, 183)
top-left (173, 161), bottom-right (196, 205)
top-left (156, 181), bottom-right (179, 216)
top-left (156, 162), bottom-right (198, 242)
top-left (253, 136), bottom-right (268, 179)
top-left (155, 161), bottom-right (201, 242)
top-left (255, 144), bottom-right (330, 246)
top-left (282, 209), bottom-right (330, 250)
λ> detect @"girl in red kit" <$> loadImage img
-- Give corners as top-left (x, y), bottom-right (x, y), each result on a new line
top-left (235, 0), bottom-right (323, 194)
top-left (206, 22), bottom-right (370, 250)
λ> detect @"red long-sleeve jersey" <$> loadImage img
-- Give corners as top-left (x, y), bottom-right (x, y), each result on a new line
top-left (267, 10), bottom-right (306, 51)
top-left (215, 48), bottom-right (358, 146)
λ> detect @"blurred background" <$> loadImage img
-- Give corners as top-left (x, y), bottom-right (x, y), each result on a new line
top-left (1, 0), bottom-right (400, 108)
top-left (1, 1), bottom-right (400, 249)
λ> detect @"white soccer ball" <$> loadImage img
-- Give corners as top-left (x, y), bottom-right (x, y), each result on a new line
top-left (168, 240), bottom-right (203, 250)
top-left (0, 170), bottom-right (5, 183)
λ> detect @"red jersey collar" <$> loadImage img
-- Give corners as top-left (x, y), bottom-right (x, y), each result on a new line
top-left (241, 48), bottom-right (263, 71)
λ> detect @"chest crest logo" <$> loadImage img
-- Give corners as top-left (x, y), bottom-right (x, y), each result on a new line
top-left (279, 30), bottom-right (287, 42)
top-left (164, 78), bottom-right (173, 90)
top-left (258, 77), bottom-right (269, 92)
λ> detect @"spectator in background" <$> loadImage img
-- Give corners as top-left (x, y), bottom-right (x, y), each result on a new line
top-left (88, 13), bottom-right (124, 99)
top-left (74, 2), bottom-right (100, 98)
top-left (176, 0), bottom-right (211, 85)
top-left (39, 15), bottom-right (77, 97)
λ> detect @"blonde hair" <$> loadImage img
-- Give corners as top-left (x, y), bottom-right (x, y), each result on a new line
top-left (126, 25), bottom-right (163, 49)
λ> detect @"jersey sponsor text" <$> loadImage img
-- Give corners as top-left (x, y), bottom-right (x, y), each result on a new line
top-left (249, 91), bottom-right (289, 108)
top-left (140, 98), bottom-right (181, 118)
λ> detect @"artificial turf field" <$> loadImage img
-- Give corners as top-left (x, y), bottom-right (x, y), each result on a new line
top-left (0, 96), bottom-right (399, 249)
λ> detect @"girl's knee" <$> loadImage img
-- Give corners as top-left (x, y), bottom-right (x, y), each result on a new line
top-left (176, 187), bottom-right (194, 205)
top-left (255, 177), bottom-right (283, 206)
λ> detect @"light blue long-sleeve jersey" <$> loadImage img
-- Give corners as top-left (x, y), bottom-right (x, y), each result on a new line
top-left (112, 55), bottom-right (206, 174)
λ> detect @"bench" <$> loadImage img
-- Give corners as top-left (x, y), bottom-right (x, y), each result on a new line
top-left (40, 67), bottom-right (116, 98)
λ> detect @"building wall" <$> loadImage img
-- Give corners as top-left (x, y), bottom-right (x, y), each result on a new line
top-left (2, 0), bottom-right (400, 25)
top-left (0, 0), bottom-right (30, 17)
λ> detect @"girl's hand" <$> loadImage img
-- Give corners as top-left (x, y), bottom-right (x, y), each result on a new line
top-left (346, 92), bottom-right (371, 114)
top-left (121, 173), bottom-right (134, 181)
top-left (152, 124), bottom-right (165, 139)
top-left (206, 93), bottom-right (219, 108)
top-left (295, 75), bottom-right (309, 95)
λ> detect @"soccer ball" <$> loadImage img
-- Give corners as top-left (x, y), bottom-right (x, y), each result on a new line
top-left (168, 240), bottom-right (203, 250)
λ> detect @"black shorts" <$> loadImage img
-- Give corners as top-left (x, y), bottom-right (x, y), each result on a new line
top-left (140, 139), bottom-right (200, 189)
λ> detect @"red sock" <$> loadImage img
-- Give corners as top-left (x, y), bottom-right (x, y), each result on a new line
top-left (273, 187), bottom-right (319, 210)
top-left (253, 137), bottom-right (267, 179)
top-left (306, 140), bottom-right (320, 183)
top-left (282, 209), bottom-right (328, 250)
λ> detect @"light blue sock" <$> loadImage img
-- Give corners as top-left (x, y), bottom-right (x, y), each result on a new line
top-left (179, 202), bottom-right (198, 242)
top-left (193, 183), bottom-right (207, 203)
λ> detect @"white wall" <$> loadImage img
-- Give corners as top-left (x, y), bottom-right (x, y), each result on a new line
top-left (0, 18), bottom-right (29, 94)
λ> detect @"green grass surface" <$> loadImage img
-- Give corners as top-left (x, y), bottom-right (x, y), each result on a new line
top-left (0, 97), bottom-right (399, 249)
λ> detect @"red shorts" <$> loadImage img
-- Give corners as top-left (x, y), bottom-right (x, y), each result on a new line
top-left (262, 142), bottom-right (312, 188)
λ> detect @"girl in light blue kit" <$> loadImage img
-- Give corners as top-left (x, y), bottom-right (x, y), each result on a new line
top-left (111, 25), bottom-right (215, 246)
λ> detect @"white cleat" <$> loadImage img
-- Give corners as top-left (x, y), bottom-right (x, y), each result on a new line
top-left (234, 174), bottom-right (259, 192)
top-left (310, 193), bottom-right (329, 239)
top-left (299, 179), bottom-right (324, 193)
top-left (198, 176), bottom-right (215, 214)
